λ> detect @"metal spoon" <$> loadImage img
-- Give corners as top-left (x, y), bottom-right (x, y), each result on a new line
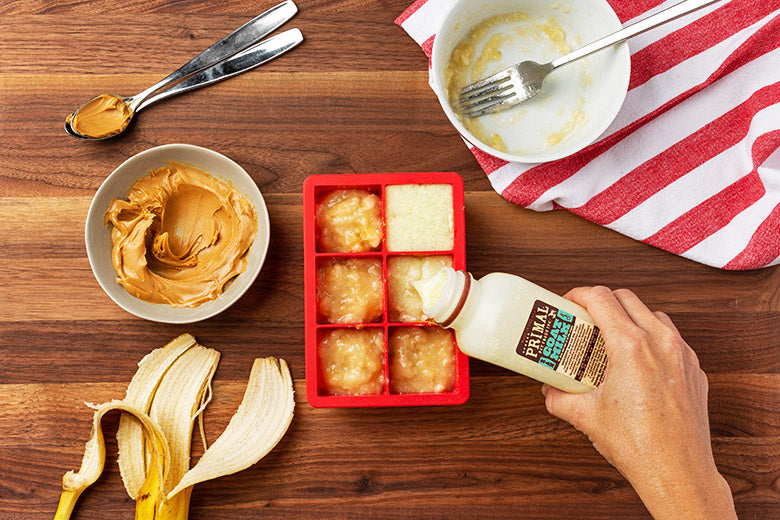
top-left (65, 0), bottom-right (300, 140)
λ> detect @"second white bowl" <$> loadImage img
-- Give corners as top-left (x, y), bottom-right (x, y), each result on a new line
top-left (431, 0), bottom-right (630, 164)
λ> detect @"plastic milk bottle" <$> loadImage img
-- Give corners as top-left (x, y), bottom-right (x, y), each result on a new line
top-left (413, 268), bottom-right (607, 393)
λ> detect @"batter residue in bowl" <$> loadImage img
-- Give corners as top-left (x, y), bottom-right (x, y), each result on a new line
top-left (445, 12), bottom-right (587, 154)
top-left (104, 162), bottom-right (257, 308)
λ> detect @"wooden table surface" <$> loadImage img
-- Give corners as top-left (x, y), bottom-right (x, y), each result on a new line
top-left (1, 1), bottom-right (778, 519)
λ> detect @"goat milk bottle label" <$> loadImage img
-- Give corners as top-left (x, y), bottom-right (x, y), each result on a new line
top-left (517, 300), bottom-right (607, 387)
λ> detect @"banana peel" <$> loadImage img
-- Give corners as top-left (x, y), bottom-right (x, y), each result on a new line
top-left (167, 357), bottom-right (295, 500)
top-left (54, 400), bottom-right (169, 520)
top-left (118, 333), bottom-right (196, 499)
top-left (54, 334), bottom-right (295, 520)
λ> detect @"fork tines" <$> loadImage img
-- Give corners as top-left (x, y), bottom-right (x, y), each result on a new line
top-left (458, 68), bottom-right (517, 118)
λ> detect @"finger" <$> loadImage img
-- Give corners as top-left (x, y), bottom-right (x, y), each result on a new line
top-left (654, 310), bottom-right (698, 367)
top-left (566, 286), bottom-right (648, 364)
top-left (654, 311), bottom-right (680, 334)
top-left (563, 286), bottom-right (642, 360)
top-left (612, 288), bottom-right (665, 332)
top-left (543, 385), bottom-right (593, 432)
top-left (564, 286), bottom-right (635, 330)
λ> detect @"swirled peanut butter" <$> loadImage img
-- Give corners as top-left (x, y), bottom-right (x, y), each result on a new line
top-left (104, 162), bottom-right (257, 308)
top-left (69, 94), bottom-right (132, 138)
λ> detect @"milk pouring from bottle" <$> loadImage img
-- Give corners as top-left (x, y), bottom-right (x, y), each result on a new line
top-left (413, 268), bottom-right (607, 393)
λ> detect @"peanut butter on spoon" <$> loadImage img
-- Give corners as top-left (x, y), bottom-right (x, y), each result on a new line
top-left (104, 162), bottom-right (257, 307)
top-left (67, 94), bottom-right (133, 139)
top-left (64, 2), bottom-right (303, 140)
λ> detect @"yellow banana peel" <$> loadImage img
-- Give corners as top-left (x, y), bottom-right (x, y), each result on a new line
top-left (54, 334), bottom-right (295, 520)
top-left (119, 333), bottom-right (196, 499)
top-left (54, 400), bottom-right (169, 520)
top-left (167, 357), bottom-right (295, 499)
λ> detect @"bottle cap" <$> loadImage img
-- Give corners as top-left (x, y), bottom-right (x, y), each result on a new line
top-left (440, 270), bottom-right (471, 327)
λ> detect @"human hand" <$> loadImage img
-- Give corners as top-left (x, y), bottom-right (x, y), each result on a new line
top-left (542, 286), bottom-right (737, 520)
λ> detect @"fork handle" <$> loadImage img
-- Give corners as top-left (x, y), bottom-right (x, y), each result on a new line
top-left (551, 0), bottom-right (723, 69)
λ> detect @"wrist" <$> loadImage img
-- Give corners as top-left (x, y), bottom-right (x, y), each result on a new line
top-left (627, 462), bottom-right (736, 520)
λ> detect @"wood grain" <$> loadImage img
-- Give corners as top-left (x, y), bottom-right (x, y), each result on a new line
top-left (1, 0), bottom-right (778, 519)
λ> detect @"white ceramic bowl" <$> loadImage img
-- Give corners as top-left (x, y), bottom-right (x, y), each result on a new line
top-left (431, 0), bottom-right (630, 163)
top-left (85, 144), bottom-right (270, 323)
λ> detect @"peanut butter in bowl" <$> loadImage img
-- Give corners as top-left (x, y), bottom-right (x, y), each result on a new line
top-left (86, 144), bottom-right (270, 323)
top-left (104, 162), bottom-right (257, 308)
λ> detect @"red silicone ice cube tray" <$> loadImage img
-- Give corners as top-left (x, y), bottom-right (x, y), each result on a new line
top-left (303, 172), bottom-right (469, 407)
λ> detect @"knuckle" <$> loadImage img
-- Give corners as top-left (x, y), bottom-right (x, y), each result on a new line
top-left (589, 285), bottom-right (613, 301)
top-left (659, 339), bottom-right (685, 363)
top-left (616, 325), bottom-right (649, 350)
top-left (608, 325), bottom-right (656, 361)
top-left (612, 288), bottom-right (637, 300)
top-left (701, 370), bottom-right (710, 393)
top-left (654, 310), bottom-right (670, 322)
top-left (658, 328), bottom-right (684, 350)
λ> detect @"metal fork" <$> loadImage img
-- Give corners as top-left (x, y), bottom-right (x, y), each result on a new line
top-left (459, 0), bottom-right (722, 118)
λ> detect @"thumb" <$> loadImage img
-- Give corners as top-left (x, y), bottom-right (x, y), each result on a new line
top-left (541, 384), bottom-right (593, 432)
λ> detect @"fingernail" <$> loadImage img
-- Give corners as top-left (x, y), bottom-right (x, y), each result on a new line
top-left (541, 384), bottom-right (548, 396)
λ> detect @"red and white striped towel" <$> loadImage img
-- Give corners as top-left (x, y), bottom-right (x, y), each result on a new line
top-left (396, 0), bottom-right (780, 270)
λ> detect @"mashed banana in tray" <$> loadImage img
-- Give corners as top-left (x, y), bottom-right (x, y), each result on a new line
top-left (104, 162), bottom-right (257, 308)
top-left (316, 189), bottom-right (382, 252)
top-left (317, 258), bottom-right (384, 324)
top-left (319, 328), bottom-right (385, 395)
top-left (389, 327), bottom-right (455, 394)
